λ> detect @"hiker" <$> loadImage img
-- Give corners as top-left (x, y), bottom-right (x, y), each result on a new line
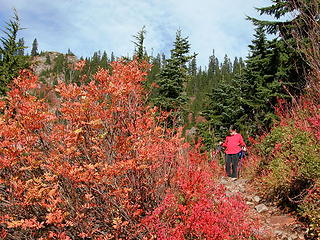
top-left (219, 127), bottom-right (246, 179)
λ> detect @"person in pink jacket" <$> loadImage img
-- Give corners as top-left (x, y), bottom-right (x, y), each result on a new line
top-left (220, 127), bottom-right (246, 179)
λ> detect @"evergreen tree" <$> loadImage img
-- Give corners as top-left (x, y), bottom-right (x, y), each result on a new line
top-left (246, 0), bottom-right (317, 96)
top-left (31, 38), bottom-right (38, 56)
top-left (110, 52), bottom-right (115, 63)
top-left (100, 51), bottom-right (108, 69)
top-left (67, 48), bottom-right (74, 56)
top-left (207, 50), bottom-right (216, 79)
top-left (147, 53), bottom-right (161, 83)
top-left (220, 54), bottom-right (233, 83)
top-left (247, 0), bottom-right (319, 37)
top-left (199, 26), bottom-right (294, 145)
top-left (188, 53), bottom-right (197, 76)
top-left (133, 26), bottom-right (147, 61)
top-left (16, 38), bottom-right (25, 56)
top-left (0, 10), bottom-right (29, 96)
top-left (161, 53), bottom-right (167, 68)
top-left (152, 30), bottom-right (194, 125)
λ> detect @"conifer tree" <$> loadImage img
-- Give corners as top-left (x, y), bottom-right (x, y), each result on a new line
top-left (31, 38), bottom-right (38, 56)
top-left (152, 30), bottom-right (194, 125)
top-left (161, 53), bottom-right (166, 68)
top-left (199, 26), bottom-right (294, 144)
top-left (100, 51), bottom-right (109, 69)
top-left (188, 54), bottom-right (197, 76)
top-left (147, 53), bottom-right (161, 84)
top-left (0, 10), bottom-right (29, 96)
top-left (220, 54), bottom-right (233, 83)
top-left (247, 0), bottom-right (318, 37)
top-left (110, 52), bottom-right (115, 63)
top-left (16, 38), bottom-right (25, 56)
top-left (133, 26), bottom-right (147, 61)
top-left (67, 48), bottom-right (74, 55)
top-left (207, 50), bottom-right (216, 79)
top-left (247, 0), bottom-right (316, 96)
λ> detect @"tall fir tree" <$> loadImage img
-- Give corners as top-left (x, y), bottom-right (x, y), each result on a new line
top-left (220, 54), bottom-right (233, 83)
top-left (16, 38), bottom-right (25, 56)
top-left (31, 38), bottom-right (38, 56)
top-left (100, 51), bottom-right (109, 69)
top-left (110, 52), bottom-right (115, 63)
top-left (152, 30), bottom-right (194, 125)
top-left (132, 26), bottom-right (147, 61)
top-left (246, 0), bottom-right (316, 96)
top-left (0, 10), bottom-right (29, 96)
top-left (188, 54), bottom-right (197, 76)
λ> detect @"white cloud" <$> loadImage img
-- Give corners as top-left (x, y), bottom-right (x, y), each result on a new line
top-left (0, 0), bottom-right (272, 67)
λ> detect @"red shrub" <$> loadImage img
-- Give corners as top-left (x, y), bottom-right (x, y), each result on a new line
top-left (0, 61), bottom-right (258, 239)
top-left (143, 143), bottom-right (259, 240)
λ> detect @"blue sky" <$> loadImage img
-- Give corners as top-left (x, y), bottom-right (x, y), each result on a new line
top-left (0, 0), bottom-right (271, 67)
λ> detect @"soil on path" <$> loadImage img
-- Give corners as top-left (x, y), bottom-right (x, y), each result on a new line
top-left (219, 176), bottom-right (308, 240)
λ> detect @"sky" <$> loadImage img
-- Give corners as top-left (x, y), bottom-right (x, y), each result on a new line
top-left (0, 0), bottom-right (272, 68)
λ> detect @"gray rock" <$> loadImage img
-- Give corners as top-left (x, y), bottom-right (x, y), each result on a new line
top-left (255, 203), bottom-right (268, 213)
top-left (253, 196), bottom-right (261, 203)
top-left (220, 179), bottom-right (228, 185)
top-left (225, 190), bottom-right (233, 197)
top-left (274, 230), bottom-right (286, 236)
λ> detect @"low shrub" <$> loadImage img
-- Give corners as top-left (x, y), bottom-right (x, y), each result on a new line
top-left (250, 97), bottom-right (320, 238)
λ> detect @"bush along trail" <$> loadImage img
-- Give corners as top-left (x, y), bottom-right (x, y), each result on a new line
top-left (244, 96), bottom-right (320, 240)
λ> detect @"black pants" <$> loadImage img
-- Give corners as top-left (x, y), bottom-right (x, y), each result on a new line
top-left (225, 153), bottom-right (239, 178)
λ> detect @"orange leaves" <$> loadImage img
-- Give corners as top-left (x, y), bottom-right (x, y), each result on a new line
top-left (6, 217), bottom-right (43, 230)
top-left (74, 60), bottom-right (86, 71)
top-left (45, 209), bottom-right (66, 225)
top-left (12, 70), bottom-right (38, 92)
top-left (0, 59), bottom-right (198, 238)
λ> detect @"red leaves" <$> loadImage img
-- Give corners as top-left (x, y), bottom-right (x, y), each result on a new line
top-left (0, 60), bottom-right (257, 239)
top-left (74, 60), bottom-right (86, 71)
top-left (143, 144), bottom-right (259, 240)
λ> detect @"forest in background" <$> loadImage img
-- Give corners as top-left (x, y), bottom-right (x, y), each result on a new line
top-left (0, 0), bottom-right (319, 239)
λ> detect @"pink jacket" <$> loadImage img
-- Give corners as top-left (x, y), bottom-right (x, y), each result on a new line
top-left (222, 133), bottom-right (246, 154)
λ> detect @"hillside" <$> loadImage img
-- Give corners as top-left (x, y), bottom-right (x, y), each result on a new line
top-left (30, 52), bottom-right (79, 85)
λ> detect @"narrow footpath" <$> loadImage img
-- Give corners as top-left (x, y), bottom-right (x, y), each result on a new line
top-left (219, 176), bottom-right (307, 240)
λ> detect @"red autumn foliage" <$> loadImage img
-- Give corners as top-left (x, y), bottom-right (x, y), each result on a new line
top-left (0, 60), bottom-right (258, 239)
top-left (274, 96), bottom-right (320, 141)
top-left (143, 143), bottom-right (259, 240)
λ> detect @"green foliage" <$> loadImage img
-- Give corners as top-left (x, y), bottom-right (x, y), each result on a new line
top-left (255, 120), bottom-right (320, 238)
top-left (199, 27), bottom-right (298, 147)
top-left (0, 10), bottom-right (29, 96)
top-left (298, 181), bottom-right (320, 239)
top-left (152, 30), bottom-right (194, 125)
top-left (258, 124), bottom-right (320, 181)
top-left (45, 53), bottom-right (51, 65)
top-left (247, 0), bottom-right (311, 96)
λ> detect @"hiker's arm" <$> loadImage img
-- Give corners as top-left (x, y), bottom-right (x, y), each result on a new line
top-left (221, 138), bottom-right (228, 148)
top-left (239, 135), bottom-right (246, 147)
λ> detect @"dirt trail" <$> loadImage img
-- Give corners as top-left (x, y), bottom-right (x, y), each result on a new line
top-left (219, 176), bottom-right (307, 240)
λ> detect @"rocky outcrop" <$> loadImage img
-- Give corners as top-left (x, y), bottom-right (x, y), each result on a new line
top-left (30, 51), bottom-right (78, 85)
